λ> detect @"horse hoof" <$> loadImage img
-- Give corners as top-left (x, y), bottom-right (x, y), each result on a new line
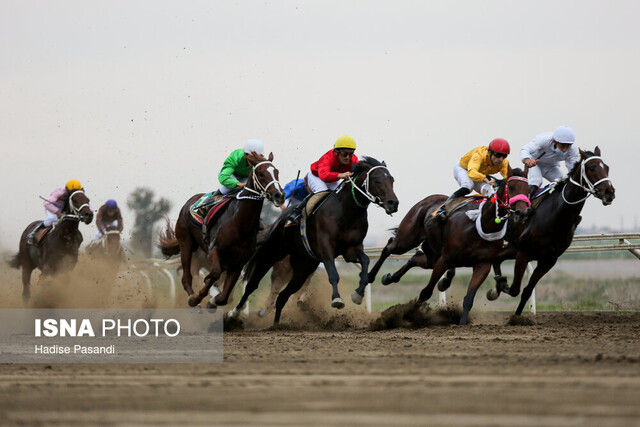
top-left (486, 289), bottom-right (500, 301)
top-left (331, 297), bottom-right (345, 309)
top-left (190, 305), bottom-right (203, 314)
top-left (206, 301), bottom-right (217, 313)
top-left (351, 291), bottom-right (364, 305)
top-left (437, 278), bottom-right (451, 292)
top-left (381, 274), bottom-right (393, 286)
top-left (188, 295), bottom-right (200, 307)
top-left (226, 309), bottom-right (237, 318)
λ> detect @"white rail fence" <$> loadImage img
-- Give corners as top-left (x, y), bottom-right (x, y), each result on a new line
top-left (128, 233), bottom-right (640, 314)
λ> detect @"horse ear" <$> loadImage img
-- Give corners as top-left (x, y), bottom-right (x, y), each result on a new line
top-left (523, 165), bottom-right (529, 178)
top-left (268, 152), bottom-right (274, 161)
top-left (382, 160), bottom-right (387, 167)
top-left (507, 164), bottom-right (514, 177)
top-left (579, 148), bottom-right (585, 158)
top-left (594, 146), bottom-right (601, 156)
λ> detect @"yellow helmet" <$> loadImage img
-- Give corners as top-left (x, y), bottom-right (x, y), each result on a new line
top-left (66, 179), bottom-right (82, 191)
top-left (334, 135), bottom-right (356, 150)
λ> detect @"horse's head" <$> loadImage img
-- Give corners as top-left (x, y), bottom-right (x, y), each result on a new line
top-left (495, 168), bottom-right (531, 223)
top-left (352, 157), bottom-right (399, 215)
top-left (245, 151), bottom-right (285, 207)
top-left (68, 190), bottom-right (93, 224)
top-left (103, 225), bottom-right (122, 255)
top-left (571, 147), bottom-right (615, 206)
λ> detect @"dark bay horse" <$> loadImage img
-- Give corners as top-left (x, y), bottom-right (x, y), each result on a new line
top-left (488, 147), bottom-right (615, 315)
top-left (229, 156), bottom-right (399, 325)
top-left (158, 152), bottom-right (285, 309)
top-left (367, 169), bottom-right (531, 325)
top-left (85, 225), bottom-right (125, 263)
top-left (8, 190), bottom-right (94, 302)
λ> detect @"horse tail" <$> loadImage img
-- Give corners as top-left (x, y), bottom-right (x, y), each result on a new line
top-left (157, 217), bottom-right (180, 258)
top-left (7, 253), bottom-right (21, 269)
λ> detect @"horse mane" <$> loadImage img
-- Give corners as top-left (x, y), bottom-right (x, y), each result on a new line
top-left (567, 150), bottom-right (594, 177)
top-left (245, 151), bottom-right (267, 167)
top-left (352, 156), bottom-right (385, 175)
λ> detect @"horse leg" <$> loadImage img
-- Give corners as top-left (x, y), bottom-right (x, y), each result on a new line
top-left (487, 260), bottom-right (506, 301)
top-left (418, 258), bottom-right (449, 303)
top-left (345, 246), bottom-right (370, 305)
top-left (381, 250), bottom-right (428, 286)
top-left (274, 263), bottom-right (318, 325)
top-left (21, 266), bottom-right (34, 303)
top-left (188, 249), bottom-right (222, 307)
top-left (505, 251), bottom-right (530, 297)
top-left (367, 237), bottom-right (394, 284)
top-left (515, 258), bottom-right (556, 315)
top-left (233, 256), bottom-right (286, 317)
top-left (178, 241), bottom-right (196, 296)
top-left (459, 263), bottom-right (492, 325)
top-left (323, 259), bottom-right (346, 309)
top-left (437, 268), bottom-right (456, 292)
top-left (213, 269), bottom-right (241, 308)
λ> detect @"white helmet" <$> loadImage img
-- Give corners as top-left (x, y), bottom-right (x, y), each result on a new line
top-left (243, 139), bottom-right (264, 155)
top-left (552, 126), bottom-right (575, 144)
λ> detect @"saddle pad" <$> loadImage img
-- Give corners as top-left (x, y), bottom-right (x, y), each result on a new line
top-left (303, 191), bottom-right (331, 218)
top-left (189, 193), bottom-right (233, 225)
top-left (531, 185), bottom-right (551, 208)
top-left (35, 226), bottom-right (52, 244)
top-left (430, 195), bottom-right (485, 218)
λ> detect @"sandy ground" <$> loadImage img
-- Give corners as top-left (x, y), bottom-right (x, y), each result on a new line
top-left (0, 311), bottom-right (639, 426)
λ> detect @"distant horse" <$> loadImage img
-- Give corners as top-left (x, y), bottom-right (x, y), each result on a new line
top-left (487, 147), bottom-right (615, 315)
top-left (8, 190), bottom-right (94, 302)
top-left (85, 225), bottom-right (125, 264)
top-left (230, 156), bottom-right (399, 325)
top-left (158, 152), bottom-right (285, 309)
top-left (367, 169), bottom-right (531, 325)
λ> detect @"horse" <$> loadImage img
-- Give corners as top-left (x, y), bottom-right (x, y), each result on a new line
top-left (8, 190), bottom-right (94, 302)
top-left (158, 151), bottom-right (285, 309)
top-left (367, 169), bottom-right (531, 325)
top-left (229, 156), bottom-right (399, 325)
top-left (85, 224), bottom-right (125, 264)
top-left (486, 147), bottom-right (615, 315)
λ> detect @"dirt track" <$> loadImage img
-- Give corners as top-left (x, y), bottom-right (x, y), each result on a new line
top-left (1, 311), bottom-right (639, 426)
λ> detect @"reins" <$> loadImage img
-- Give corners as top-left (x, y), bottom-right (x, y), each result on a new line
top-left (347, 165), bottom-right (389, 209)
top-left (237, 160), bottom-right (282, 201)
top-left (562, 156), bottom-right (611, 205)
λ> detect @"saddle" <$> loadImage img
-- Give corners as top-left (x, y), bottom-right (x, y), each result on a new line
top-left (530, 185), bottom-right (552, 209)
top-left (302, 191), bottom-right (331, 219)
top-left (431, 195), bottom-right (485, 219)
top-left (29, 223), bottom-right (52, 246)
top-left (189, 192), bottom-right (234, 226)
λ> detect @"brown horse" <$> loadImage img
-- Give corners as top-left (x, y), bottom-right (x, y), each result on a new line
top-left (85, 224), bottom-right (125, 264)
top-left (229, 156), bottom-right (399, 325)
top-left (158, 152), bottom-right (285, 309)
top-left (367, 169), bottom-right (531, 325)
top-left (487, 147), bottom-right (615, 314)
top-left (8, 190), bottom-right (94, 302)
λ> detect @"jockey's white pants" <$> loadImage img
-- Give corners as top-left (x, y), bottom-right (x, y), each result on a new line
top-left (453, 163), bottom-right (493, 196)
top-left (526, 162), bottom-right (564, 187)
top-left (220, 175), bottom-right (249, 195)
top-left (305, 170), bottom-right (342, 194)
top-left (43, 210), bottom-right (59, 227)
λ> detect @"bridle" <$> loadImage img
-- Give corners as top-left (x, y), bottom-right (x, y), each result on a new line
top-left (64, 190), bottom-right (90, 221)
top-left (347, 165), bottom-right (390, 209)
top-left (237, 160), bottom-right (282, 201)
top-left (562, 156), bottom-right (611, 205)
top-left (490, 176), bottom-right (531, 222)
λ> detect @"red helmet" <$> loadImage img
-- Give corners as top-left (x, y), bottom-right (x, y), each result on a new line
top-left (488, 138), bottom-right (510, 155)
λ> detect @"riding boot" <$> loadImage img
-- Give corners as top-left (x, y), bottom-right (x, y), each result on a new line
top-left (287, 194), bottom-right (312, 222)
top-left (27, 223), bottom-right (44, 245)
top-left (529, 185), bottom-right (539, 199)
top-left (434, 187), bottom-right (471, 223)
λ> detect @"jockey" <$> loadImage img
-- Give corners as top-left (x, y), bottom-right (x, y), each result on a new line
top-left (280, 178), bottom-right (310, 211)
top-left (288, 135), bottom-right (359, 220)
top-left (434, 138), bottom-right (511, 223)
top-left (27, 179), bottom-right (84, 244)
top-left (521, 125), bottom-right (580, 198)
top-left (93, 199), bottom-right (123, 241)
top-left (217, 139), bottom-right (265, 195)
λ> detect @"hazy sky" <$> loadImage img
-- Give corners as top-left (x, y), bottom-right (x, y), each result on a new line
top-left (1, 0), bottom-right (637, 250)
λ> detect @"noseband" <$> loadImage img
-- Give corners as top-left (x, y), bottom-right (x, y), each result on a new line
top-left (237, 160), bottom-right (282, 200)
top-left (347, 165), bottom-right (389, 209)
top-left (65, 190), bottom-right (90, 220)
top-left (562, 156), bottom-right (612, 205)
top-left (491, 176), bottom-right (531, 222)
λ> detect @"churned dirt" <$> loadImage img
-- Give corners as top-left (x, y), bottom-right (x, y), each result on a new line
top-left (0, 311), bottom-right (639, 426)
